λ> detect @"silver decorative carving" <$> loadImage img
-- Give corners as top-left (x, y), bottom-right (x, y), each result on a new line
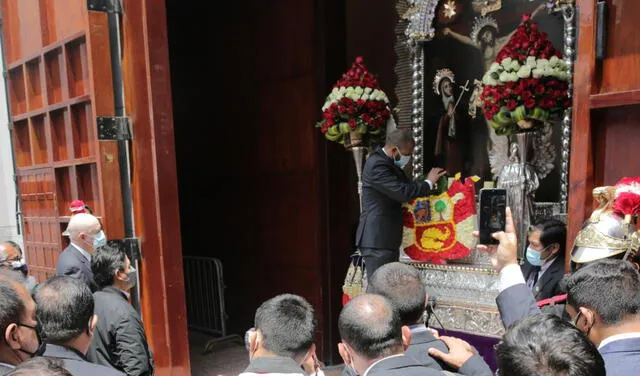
top-left (413, 265), bottom-right (504, 336)
top-left (559, 3), bottom-right (575, 213)
top-left (404, 0), bottom-right (440, 41)
top-left (351, 146), bottom-right (367, 212)
top-left (411, 42), bottom-right (425, 179)
top-left (396, 0), bottom-right (576, 336)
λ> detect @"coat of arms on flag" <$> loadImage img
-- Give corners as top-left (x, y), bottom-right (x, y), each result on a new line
top-left (401, 175), bottom-right (479, 264)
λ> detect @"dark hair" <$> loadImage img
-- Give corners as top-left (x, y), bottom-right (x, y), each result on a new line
top-left (6, 357), bottom-right (72, 376)
top-left (566, 259), bottom-right (640, 325)
top-left (254, 294), bottom-right (316, 359)
top-left (497, 314), bottom-right (605, 376)
top-left (534, 219), bottom-right (567, 257)
top-left (367, 262), bottom-right (425, 325)
top-left (33, 276), bottom-right (94, 344)
top-left (385, 129), bottom-right (413, 149)
top-left (0, 279), bottom-right (25, 340)
top-left (91, 245), bottom-right (127, 290)
top-left (338, 294), bottom-right (403, 359)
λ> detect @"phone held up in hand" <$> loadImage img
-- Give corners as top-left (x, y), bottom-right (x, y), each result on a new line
top-left (478, 188), bottom-right (507, 245)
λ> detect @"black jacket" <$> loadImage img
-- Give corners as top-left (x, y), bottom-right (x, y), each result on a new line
top-left (342, 326), bottom-right (492, 376)
top-left (56, 244), bottom-right (98, 292)
top-left (405, 327), bottom-right (492, 376)
top-left (43, 343), bottom-right (124, 376)
top-left (356, 147), bottom-right (432, 249)
top-left (87, 287), bottom-right (154, 376)
top-left (521, 256), bottom-right (565, 301)
top-left (367, 355), bottom-right (459, 376)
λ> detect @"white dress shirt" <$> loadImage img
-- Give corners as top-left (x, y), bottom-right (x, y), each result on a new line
top-left (526, 256), bottom-right (557, 289)
top-left (598, 332), bottom-right (640, 350)
top-left (498, 263), bottom-right (526, 292)
top-left (363, 354), bottom-right (405, 376)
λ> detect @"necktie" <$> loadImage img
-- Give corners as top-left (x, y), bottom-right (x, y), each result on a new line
top-left (532, 266), bottom-right (541, 287)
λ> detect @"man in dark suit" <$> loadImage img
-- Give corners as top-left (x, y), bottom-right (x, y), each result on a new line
top-left (56, 213), bottom-right (106, 292)
top-left (496, 314), bottom-right (605, 376)
top-left (356, 129), bottom-right (446, 279)
top-left (367, 262), bottom-right (491, 376)
top-left (33, 276), bottom-right (124, 376)
top-left (478, 209), bottom-right (640, 374)
top-left (88, 246), bottom-right (154, 376)
top-left (565, 259), bottom-right (640, 375)
top-left (522, 220), bottom-right (567, 301)
top-left (0, 271), bottom-right (44, 375)
top-left (338, 294), bottom-right (481, 376)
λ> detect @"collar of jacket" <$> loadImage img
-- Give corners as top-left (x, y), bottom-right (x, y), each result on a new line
top-left (99, 285), bottom-right (129, 300)
top-left (43, 343), bottom-right (88, 361)
top-left (243, 356), bottom-right (304, 374)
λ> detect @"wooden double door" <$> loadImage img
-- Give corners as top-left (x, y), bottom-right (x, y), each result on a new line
top-left (1, 0), bottom-right (190, 373)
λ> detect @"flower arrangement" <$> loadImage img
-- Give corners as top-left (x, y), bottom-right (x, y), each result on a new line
top-left (481, 14), bottom-right (570, 135)
top-left (316, 57), bottom-right (391, 147)
top-left (401, 174), bottom-right (479, 264)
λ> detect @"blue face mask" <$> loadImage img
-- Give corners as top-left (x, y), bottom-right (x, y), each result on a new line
top-left (394, 149), bottom-right (410, 168)
top-left (92, 230), bottom-right (107, 249)
top-left (525, 247), bottom-right (543, 266)
top-left (526, 245), bottom-right (552, 267)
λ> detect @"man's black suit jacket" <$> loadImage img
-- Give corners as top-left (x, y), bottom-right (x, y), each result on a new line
top-left (356, 147), bottom-right (432, 250)
top-left (43, 343), bottom-right (124, 376)
top-left (55, 244), bottom-right (97, 292)
top-left (521, 256), bottom-right (565, 301)
top-left (342, 326), bottom-right (492, 376)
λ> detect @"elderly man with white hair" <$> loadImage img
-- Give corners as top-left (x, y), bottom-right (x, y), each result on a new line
top-left (56, 213), bottom-right (106, 292)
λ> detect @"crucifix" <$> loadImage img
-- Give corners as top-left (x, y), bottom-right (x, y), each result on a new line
top-left (452, 80), bottom-right (470, 113)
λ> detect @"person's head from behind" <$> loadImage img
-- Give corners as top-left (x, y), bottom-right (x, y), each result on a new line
top-left (33, 276), bottom-right (96, 354)
top-left (6, 356), bottom-right (72, 376)
top-left (367, 262), bottom-right (426, 326)
top-left (0, 242), bottom-right (27, 277)
top-left (496, 314), bottom-right (605, 376)
top-left (384, 129), bottom-right (414, 168)
top-left (565, 259), bottom-right (640, 346)
top-left (338, 293), bottom-right (410, 375)
top-left (248, 294), bottom-right (316, 365)
top-left (526, 219), bottom-right (566, 267)
top-left (0, 275), bottom-right (42, 366)
top-left (91, 245), bottom-right (137, 292)
top-left (65, 213), bottom-right (105, 253)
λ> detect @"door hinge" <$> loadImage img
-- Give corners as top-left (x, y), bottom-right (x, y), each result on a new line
top-left (107, 237), bottom-right (142, 260)
top-left (87, 0), bottom-right (123, 13)
top-left (97, 116), bottom-right (131, 140)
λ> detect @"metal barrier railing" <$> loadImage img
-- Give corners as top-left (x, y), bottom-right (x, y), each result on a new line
top-left (183, 256), bottom-right (242, 352)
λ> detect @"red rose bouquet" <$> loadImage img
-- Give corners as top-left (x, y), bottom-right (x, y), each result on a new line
top-left (316, 57), bottom-right (391, 147)
top-left (481, 14), bottom-right (570, 136)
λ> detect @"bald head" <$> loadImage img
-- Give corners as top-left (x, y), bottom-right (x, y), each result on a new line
top-left (66, 214), bottom-right (102, 252)
top-left (338, 294), bottom-right (403, 359)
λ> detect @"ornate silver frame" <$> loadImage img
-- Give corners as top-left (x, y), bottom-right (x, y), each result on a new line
top-left (396, 0), bottom-right (576, 335)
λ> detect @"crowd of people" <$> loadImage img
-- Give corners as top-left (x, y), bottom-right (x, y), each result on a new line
top-left (0, 212), bottom-right (154, 375)
top-left (1, 129), bottom-right (640, 376)
top-left (241, 206), bottom-right (638, 376)
top-left (240, 129), bottom-right (639, 376)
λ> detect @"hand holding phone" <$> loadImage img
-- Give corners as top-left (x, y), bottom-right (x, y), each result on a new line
top-left (474, 203), bottom-right (519, 273)
top-left (478, 189), bottom-right (507, 245)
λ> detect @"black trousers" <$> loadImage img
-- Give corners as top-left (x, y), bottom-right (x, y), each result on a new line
top-left (361, 248), bottom-right (398, 282)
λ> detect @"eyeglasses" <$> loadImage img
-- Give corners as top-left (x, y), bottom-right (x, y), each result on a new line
top-left (571, 311), bottom-right (582, 327)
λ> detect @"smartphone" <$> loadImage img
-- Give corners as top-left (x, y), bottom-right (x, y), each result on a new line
top-left (478, 188), bottom-right (507, 245)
